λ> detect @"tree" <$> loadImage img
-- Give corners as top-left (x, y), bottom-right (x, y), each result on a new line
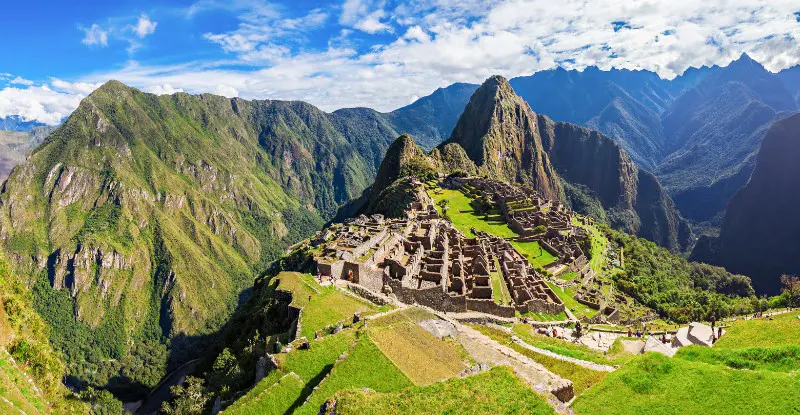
top-left (780, 274), bottom-right (800, 308)
top-left (81, 387), bottom-right (123, 415)
top-left (161, 376), bottom-right (209, 415)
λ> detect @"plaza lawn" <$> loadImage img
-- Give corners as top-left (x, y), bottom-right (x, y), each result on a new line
top-left (520, 310), bottom-right (569, 322)
top-left (331, 366), bottom-right (555, 415)
top-left (714, 310), bottom-right (800, 349)
top-left (430, 188), bottom-right (557, 267)
top-left (572, 353), bottom-right (800, 415)
top-left (545, 281), bottom-right (599, 319)
top-left (558, 271), bottom-right (579, 282)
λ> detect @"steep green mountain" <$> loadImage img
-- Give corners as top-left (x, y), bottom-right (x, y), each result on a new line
top-left (442, 75), bottom-right (562, 201)
top-left (691, 113), bottom-right (800, 294)
top-left (0, 126), bottom-right (54, 181)
top-left (0, 81), bottom-right (398, 398)
top-left (435, 76), bottom-right (690, 251)
top-left (0, 256), bottom-right (88, 414)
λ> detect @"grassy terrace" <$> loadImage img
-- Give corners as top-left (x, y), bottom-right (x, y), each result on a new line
top-left (573, 217), bottom-right (608, 273)
top-left (276, 272), bottom-right (380, 339)
top-left (572, 353), bottom-right (800, 415)
top-left (429, 188), bottom-right (556, 267)
top-left (490, 259), bottom-right (513, 305)
top-left (714, 310), bottom-right (800, 349)
top-left (332, 366), bottom-right (555, 415)
top-left (545, 281), bottom-right (599, 319)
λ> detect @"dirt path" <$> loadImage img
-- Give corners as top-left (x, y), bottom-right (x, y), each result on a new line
top-left (510, 335), bottom-right (616, 372)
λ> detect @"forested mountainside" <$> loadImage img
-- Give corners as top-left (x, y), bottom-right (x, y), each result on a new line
top-left (691, 113), bottom-right (800, 294)
top-left (365, 76), bottom-right (691, 252)
top-left (0, 80), bottom-right (407, 399)
top-left (0, 126), bottom-right (55, 181)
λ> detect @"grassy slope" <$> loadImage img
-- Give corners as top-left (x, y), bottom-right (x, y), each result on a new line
top-left (714, 311), bottom-right (800, 349)
top-left (430, 188), bottom-right (556, 267)
top-left (572, 353), bottom-right (800, 415)
top-left (369, 321), bottom-right (468, 385)
top-left (276, 272), bottom-right (379, 339)
top-left (545, 282), bottom-right (600, 319)
top-left (296, 335), bottom-right (412, 414)
top-left (332, 366), bottom-right (555, 415)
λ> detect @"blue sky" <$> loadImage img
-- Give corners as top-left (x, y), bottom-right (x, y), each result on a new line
top-left (1, 0), bottom-right (799, 125)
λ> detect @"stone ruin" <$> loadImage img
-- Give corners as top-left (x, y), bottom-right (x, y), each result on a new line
top-left (313, 178), bottom-right (570, 319)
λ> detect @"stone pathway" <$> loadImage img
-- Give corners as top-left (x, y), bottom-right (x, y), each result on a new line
top-left (510, 335), bottom-right (616, 372)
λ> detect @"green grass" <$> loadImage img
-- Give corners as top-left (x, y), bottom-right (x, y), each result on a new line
top-left (490, 259), bottom-right (513, 306)
top-left (472, 325), bottom-right (607, 395)
top-left (520, 310), bottom-right (569, 322)
top-left (369, 321), bottom-right (468, 385)
top-left (429, 188), bottom-right (557, 267)
top-left (225, 372), bottom-right (305, 415)
top-left (676, 345), bottom-right (800, 373)
top-left (545, 282), bottom-right (599, 319)
top-left (572, 353), bottom-right (800, 415)
top-left (0, 351), bottom-right (47, 415)
top-left (574, 217), bottom-right (608, 273)
top-left (714, 311), bottom-right (800, 349)
top-left (275, 272), bottom-right (377, 339)
top-left (331, 366), bottom-right (555, 415)
top-left (297, 335), bottom-right (413, 414)
top-left (558, 271), bottom-right (579, 281)
top-left (226, 330), bottom-right (357, 414)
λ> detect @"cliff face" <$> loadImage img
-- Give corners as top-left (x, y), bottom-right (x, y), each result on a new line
top-left (443, 75), bottom-right (562, 200)
top-left (0, 81), bottom-right (396, 394)
top-left (538, 116), bottom-right (691, 251)
top-left (691, 113), bottom-right (800, 294)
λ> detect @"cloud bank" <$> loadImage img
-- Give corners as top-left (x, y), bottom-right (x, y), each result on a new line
top-left (4, 0), bottom-right (800, 124)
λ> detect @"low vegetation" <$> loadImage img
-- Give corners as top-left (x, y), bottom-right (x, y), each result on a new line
top-left (331, 366), bottom-right (555, 415)
top-left (714, 311), bottom-right (800, 349)
top-left (573, 353), bottom-right (800, 415)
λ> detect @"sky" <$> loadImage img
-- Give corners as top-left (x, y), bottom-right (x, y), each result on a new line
top-left (1, 0), bottom-right (799, 125)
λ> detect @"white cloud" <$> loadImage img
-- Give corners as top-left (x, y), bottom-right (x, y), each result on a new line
top-left (5, 0), bottom-right (799, 125)
top-left (9, 77), bottom-right (34, 86)
top-left (134, 14), bottom-right (158, 38)
top-left (340, 0), bottom-right (392, 34)
top-left (0, 85), bottom-right (86, 125)
top-left (81, 24), bottom-right (109, 47)
top-left (145, 83), bottom-right (184, 95)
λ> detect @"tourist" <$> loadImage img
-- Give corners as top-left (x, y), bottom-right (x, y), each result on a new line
top-left (718, 326), bottom-right (723, 338)
top-left (627, 328), bottom-right (632, 337)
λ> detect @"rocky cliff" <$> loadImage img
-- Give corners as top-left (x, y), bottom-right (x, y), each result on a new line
top-left (691, 113), bottom-right (800, 294)
top-left (443, 75), bottom-right (562, 201)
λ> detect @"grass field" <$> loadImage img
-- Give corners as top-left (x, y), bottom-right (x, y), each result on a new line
top-left (511, 324), bottom-right (623, 365)
top-left (297, 336), bottom-right (413, 414)
top-left (520, 310), bottom-right (569, 322)
top-left (545, 282), bottom-right (599, 319)
top-left (572, 353), bottom-right (800, 415)
top-left (332, 366), bottom-right (555, 415)
top-left (275, 272), bottom-right (377, 339)
top-left (558, 271), bottom-right (579, 281)
top-left (573, 218), bottom-right (608, 273)
top-left (471, 325), bottom-right (608, 395)
top-left (430, 188), bottom-right (556, 267)
top-left (714, 311), bottom-right (800, 349)
top-left (369, 321), bottom-right (468, 385)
